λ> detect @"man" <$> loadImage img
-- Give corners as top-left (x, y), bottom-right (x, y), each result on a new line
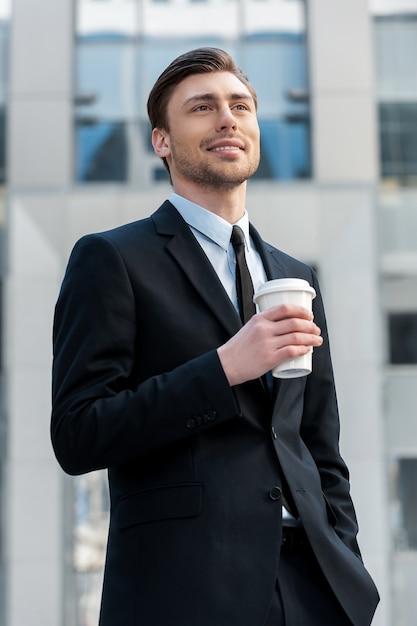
top-left (51, 48), bottom-right (379, 625)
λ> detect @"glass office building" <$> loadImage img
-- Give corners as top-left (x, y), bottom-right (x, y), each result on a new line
top-left (3, 0), bottom-right (417, 624)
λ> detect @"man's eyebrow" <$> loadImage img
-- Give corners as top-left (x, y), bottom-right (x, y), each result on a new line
top-left (182, 93), bottom-right (253, 107)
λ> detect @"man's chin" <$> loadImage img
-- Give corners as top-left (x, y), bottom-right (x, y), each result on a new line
top-left (204, 163), bottom-right (259, 188)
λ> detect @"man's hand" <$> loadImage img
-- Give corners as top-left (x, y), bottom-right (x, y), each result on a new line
top-left (217, 304), bottom-right (323, 386)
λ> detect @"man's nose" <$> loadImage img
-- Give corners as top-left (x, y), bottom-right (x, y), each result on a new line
top-left (216, 106), bottom-right (237, 132)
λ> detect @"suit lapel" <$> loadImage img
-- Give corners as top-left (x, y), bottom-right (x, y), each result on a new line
top-left (152, 201), bottom-right (242, 338)
top-left (152, 202), bottom-right (295, 406)
top-left (249, 223), bottom-right (287, 281)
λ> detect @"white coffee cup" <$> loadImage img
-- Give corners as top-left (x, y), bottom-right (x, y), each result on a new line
top-left (253, 278), bottom-right (317, 378)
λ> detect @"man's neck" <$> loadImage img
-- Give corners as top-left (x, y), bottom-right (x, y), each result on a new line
top-left (172, 180), bottom-right (247, 225)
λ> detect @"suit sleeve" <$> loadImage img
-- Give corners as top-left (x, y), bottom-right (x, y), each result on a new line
top-left (51, 234), bottom-right (240, 476)
top-left (301, 270), bottom-right (361, 555)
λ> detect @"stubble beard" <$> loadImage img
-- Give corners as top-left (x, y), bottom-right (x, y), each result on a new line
top-left (169, 140), bottom-right (260, 190)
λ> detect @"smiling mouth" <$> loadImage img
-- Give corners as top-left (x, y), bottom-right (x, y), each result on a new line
top-left (209, 145), bottom-right (243, 152)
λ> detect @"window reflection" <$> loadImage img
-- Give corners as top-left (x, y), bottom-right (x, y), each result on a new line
top-left (75, 0), bottom-right (310, 185)
top-left (390, 458), bottom-right (417, 551)
top-left (76, 121), bottom-right (128, 182)
top-left (388, 312), bottom-right (417, 365)
top-left (375, 15), bottom-right (417, 186)
top-left (379, 103), bottom-right (417, 182)
top-left (0, 108), bottom-right (5, 185)
top-left (256, 119), bottom-right (310, 180)
top-left (73, 472), bottom-right (109, 626)
top-left (0, 18), bottom-right (8, 185)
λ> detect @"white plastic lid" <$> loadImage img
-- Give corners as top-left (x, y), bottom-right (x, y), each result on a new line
top-left (253, 278), bottom-right (316, 302)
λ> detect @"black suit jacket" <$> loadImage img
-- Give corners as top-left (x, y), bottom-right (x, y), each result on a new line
top-left (51, 201), bottom-right (379, 625)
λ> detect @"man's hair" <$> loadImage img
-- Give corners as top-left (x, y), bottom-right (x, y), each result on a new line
top-left (147, 47), bottom-right (258, 132)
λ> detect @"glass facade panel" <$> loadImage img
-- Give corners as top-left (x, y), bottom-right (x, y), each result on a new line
top-left (0, 457), bottom-right (4, 626)
top-left (244, 35), bottom-right (310, 180)
top-left (375, 15), bottom-right (417, 186)
top-left (375, 17), bottom-right (417, 100)
top-left (0, 108), bottom-right (5, 185)
top-left (0, 18), bottom-right (8, 185)
top-left (390, 455), bottom-right (417, 625)
top-left (76, 39), bottom-right (139, 119)
top-left (73, 471), bottom-right (109, 626)
top-left (76, 121), bottom-right (128, 182)
top-left (75, 38), bottom-right (137, 182)
top-left (388, 312), bottom-right (417, 364)
top-left (390, 458), bottom-right (417, 551)
top-left (379, 103), bottom-right (417, 180)
top-left (75, 0), bottom-right (310, 185)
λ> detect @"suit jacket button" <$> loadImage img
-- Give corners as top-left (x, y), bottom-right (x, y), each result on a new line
top-left (186, 418), bottom-right (196, 429)
top-left (269, 486), bottom-right (282, 501)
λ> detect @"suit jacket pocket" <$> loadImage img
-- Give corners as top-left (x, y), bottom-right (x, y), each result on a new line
top-left (117, 482), bottom-right (203, 530)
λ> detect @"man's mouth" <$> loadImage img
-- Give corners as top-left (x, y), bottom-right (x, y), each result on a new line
top-left (210, 145), bottom-right (242, 152)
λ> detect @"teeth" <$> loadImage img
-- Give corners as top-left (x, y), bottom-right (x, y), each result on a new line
top-left (211, 146), bottom-right (240, 152)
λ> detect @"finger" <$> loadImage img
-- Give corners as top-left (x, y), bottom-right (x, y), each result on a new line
top-left (273, 330), bottom-right (323, 350)
top-left (266, 316), bottom-right (322, 339)
top-left (260, 303), bottom-right (314, 322)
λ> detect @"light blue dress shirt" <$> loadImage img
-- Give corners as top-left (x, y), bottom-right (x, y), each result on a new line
top-left (169, 192), bottom-right (267, 315)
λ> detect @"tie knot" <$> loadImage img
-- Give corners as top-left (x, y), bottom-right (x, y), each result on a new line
top-left (231, 225), bottom-right (245, 250)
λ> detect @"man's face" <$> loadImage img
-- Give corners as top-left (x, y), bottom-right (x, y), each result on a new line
top-left (153, 71), bottom-right (260, 190)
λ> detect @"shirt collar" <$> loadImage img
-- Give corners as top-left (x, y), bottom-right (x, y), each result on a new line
top-left (169, 192), bottom-right (250, 252)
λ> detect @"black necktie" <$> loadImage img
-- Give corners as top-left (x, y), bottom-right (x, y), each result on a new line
top-left (231, 225), bottom-right (256, 324)
top-left (231, 228), bottom-right (296, 518)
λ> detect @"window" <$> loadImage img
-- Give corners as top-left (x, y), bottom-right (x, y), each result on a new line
top-left (0, 462), bottom-right (4, 626)
top-left (75, 36), bottom-right (138, 183)
top-left (379, 102), bottom-right (417, 181)
top-left (0, 107), bottom-right (5, 185)
top-left (388, 313), bottom-right (417, 364)
top-left (0, 19), bottom-right (8, 185)
top-left (0, 278), bottom-right (2, 371)
top-left (389, 456), bottom-right (417, 626)
top-left (73, 472), bottom-right (109, 626)
top-left (375, 15), bottom-right (417, 186)
top-left (0, 279), bottom-right (4, 626)
top-left (74, 0), bottom-right (310, 184)
top-left (76, 121), bottom-right (128, 182)
top-left (391, 458), bottom-right (417, 551)
top-left (245, 33), bottom-right (311, 181)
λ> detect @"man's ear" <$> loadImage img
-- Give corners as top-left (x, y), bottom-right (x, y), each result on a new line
top-left (152, 128), bottom-right (170, 158)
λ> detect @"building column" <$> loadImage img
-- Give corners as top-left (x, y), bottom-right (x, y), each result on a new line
top-left (308, 2), bottom-right (389, 625)
top-left (5, 1), bottom-right (74, 624)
